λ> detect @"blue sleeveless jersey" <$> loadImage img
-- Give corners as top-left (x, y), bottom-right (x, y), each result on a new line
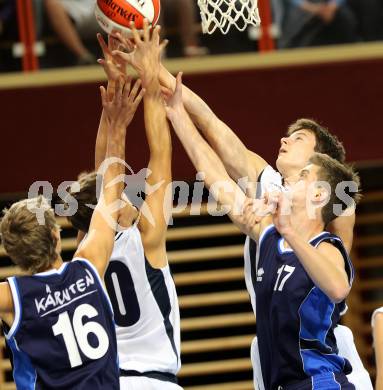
top-left (4, 259), bottom-right (119, 390)
top-left (255, 226), bottom-right (354, 389)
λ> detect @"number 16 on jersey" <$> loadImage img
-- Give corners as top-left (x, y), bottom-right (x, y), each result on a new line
top-left (52, 303), bottom-right (110, 368)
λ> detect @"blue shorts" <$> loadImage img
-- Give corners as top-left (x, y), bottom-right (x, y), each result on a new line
top-left (281, 372), bottom-right (355, 390)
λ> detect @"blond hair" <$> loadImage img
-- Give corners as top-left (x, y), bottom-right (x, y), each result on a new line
top-left (0, 196), bottom-right (59, 274)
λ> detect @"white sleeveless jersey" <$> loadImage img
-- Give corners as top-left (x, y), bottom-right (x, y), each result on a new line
top-left (103, 225), bottom-right (181, 374)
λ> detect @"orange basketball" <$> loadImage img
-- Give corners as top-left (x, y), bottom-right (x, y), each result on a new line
top-left (95, 0), bottom-right (161, 34)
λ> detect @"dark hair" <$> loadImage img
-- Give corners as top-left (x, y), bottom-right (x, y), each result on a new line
top-left (309, 153), bottom-right (361, 226)
top-left (65, 172), bottom-right (98, 232)
top-left (288, 119), bottom-right (346, 163)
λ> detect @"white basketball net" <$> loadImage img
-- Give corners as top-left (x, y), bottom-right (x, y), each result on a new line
top-left (198, 0), bottom-right (261, 35)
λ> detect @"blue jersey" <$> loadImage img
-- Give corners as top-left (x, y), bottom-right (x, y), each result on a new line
top-left (255, 225), bottom-right (354, 390)
top-left (4, 259), bottom-right (119, 390)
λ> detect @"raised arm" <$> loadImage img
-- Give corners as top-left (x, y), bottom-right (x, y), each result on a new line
top-left (75, 35), bottom-right (124, 245)
top-left (164, 73), bottom-right (269, 241)
top-left (75, 78), bottom-right (145, 276)
top-left (95, 34), bottom-right (128, 170)
top-left (113, 21), bottom-right (171, 268)
top-left (115, 29), bottom-right (267, 185)
top-left (159, 64), bottom-right (268, 185)
top-left (273, 193), bottom-right (351, 303)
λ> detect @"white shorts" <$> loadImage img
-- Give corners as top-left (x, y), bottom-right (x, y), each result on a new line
top-left (252, 326), bottom-right (373, 390)
top-left (120, 376), bottom-right (184, 390)
top-left (335, 325), bottom-right (373, 390)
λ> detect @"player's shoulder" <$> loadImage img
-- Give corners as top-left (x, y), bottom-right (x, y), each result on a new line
top-left (13, 261), bottom-right (96, 288)
top-left (314, 232), bottom-right (348, 256)
top-left (257, 166), bottom-right (283, 199)
top-left (259, 224), bottom-right (279, 247)
top-left (315, 232), bottom-right (354, 284)
top-left (70, 257), bottom-right (102, 276)
top-left (245, 225), bottom-right (276, 252)
top-left (0, 282), bottom-right (13, 314)
top-left (316, 240), bottom-right (345, 261)
top-left (320, 228), bottom-right (353, 255)
top-left (372, 307), bottom-right (383, 328)
top-left (260, 165), bottom-right (282, 183)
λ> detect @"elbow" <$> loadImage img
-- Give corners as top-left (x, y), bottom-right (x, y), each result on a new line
top-left (329, 283), bottom-right (351, 304)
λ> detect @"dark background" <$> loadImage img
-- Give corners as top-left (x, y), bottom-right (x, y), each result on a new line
top-left (1, 57), bottom-right (382, 194)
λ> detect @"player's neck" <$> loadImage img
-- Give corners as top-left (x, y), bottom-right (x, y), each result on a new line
top-left (287, 210), bottom-right (324, 243)
top-left (36, 256), bottom-right (64, 274)
top-left (50, 256), bottom-right (64, 270)
top-left (281, 166), bottom-right (300, 179)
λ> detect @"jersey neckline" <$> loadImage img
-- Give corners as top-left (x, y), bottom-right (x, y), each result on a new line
top-left (33, 262), bottom-right (69, 277)
top-left (278, 231), bottom-right (329, 254)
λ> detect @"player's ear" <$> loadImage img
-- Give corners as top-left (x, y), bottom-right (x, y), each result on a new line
top-left (51, 227), bottom-right (61, 250)
top-left (51, 227), bottom-right (60, 239)
top-left (312, 186), bottom-right (330, 204)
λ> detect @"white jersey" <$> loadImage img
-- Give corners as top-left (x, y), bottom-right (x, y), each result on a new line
top-left (103, 225), bottom-right (181, 375)
top-left (245, 165), bottom-right (372, 390)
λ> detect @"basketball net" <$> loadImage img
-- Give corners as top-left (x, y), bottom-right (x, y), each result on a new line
top-left (198, 0), bottom-right (260, 35)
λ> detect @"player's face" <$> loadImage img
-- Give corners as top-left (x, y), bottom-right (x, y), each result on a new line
top-left (276, 130), bottom-right (316, 177)
top-left (285, 164), bottom-right (322, 208)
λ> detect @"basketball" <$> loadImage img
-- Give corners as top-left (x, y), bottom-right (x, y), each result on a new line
top-left (95, 0), bottom-right (161, 35)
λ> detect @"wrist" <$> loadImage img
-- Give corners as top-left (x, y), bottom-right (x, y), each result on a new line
top-left (170, 105), bottom-right (188, 126)
top-left (143, 77), bottom-right (161, 91)
top-left (110, 118), bottom-right (127, 130)
top-left (281, 226), bottom-right (297, 242)
top-left (141, 71), bottom-right (160, 88)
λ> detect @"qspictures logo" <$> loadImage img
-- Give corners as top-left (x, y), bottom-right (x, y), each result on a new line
top-left (26, 157), bottom-right (359, 229)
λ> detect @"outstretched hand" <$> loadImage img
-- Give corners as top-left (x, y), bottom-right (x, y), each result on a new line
top-left (237, 195), bottom-right (277, 236)
top-left (97, 33), bottom-right (127, 83)
top-left (164, 72), bottom-right (184, 123)
top-left (112, 19), bottom-right (168, 86)
top-left (100, 77), bottom-right (145, 128)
